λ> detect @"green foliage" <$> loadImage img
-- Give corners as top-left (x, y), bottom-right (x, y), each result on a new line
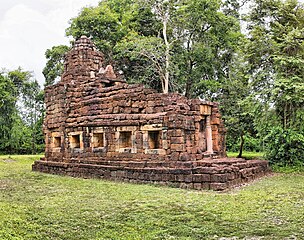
top-left (272, 164), bottom-right (304, 174)
top-left (227, 134), bottom-right (262, 153)
top-left (264, 126), bottom-right (304, 167)
top-left (272, 164), bottom-right (304, 173)
top-left (175, 0), bottom-right (242, 98)
top-left (246, 0), bottom-right (304, 128)
top-left (244, 0), bottom-right (304, 165)
top-left (44, 0), bottom-right (241, 95)
top-left (115, 34), bottom-right (165, 90)
top-left (0, 155), bottom-right (304, 239)
top-left (218, 43), bottom-right (260, 158)
top-left (66, 0), bottom-right (160, 61)
top-left (43, 45), bottom-right (70, 87)
top-left (0, 72), bottom-right (18, 151)
top-left (0, 69), bottom-right (44, 154)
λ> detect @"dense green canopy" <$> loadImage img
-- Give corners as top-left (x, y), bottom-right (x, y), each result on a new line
top-left (0, 69), bottom-right (44, 154)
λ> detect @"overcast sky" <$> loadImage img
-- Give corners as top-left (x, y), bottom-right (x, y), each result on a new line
top-left (0, 0), bottom-right (100, 85)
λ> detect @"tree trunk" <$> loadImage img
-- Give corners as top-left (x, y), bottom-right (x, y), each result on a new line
top-left (162, 11), bottom-right (169, 94)
top-left (185, 60), bottom-right (194, 98)
top-left (284, 103), bottom-right (287, 129)
top-left (185, 78), bottom-right (192, 98)
top-left (237, 133), bottom-right (244, 158)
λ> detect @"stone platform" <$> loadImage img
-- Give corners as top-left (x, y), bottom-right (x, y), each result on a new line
top-left (32, 157), bottom-right (270, 191)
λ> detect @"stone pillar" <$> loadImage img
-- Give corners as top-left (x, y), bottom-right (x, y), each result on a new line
top-left (206, 116), bottom-right (213, 154)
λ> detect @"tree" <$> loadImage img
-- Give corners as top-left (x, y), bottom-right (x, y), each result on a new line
top-left (20, 80), bottom-right (44, 154)
top-left (220, 48), bottom-right (260, 157)
top-left (247, 0), bottom-right (304, 127)
top-left (44, 0), bottom-right (242, 96)
top-left (172, 0), bottom-right (242, 98)
top-left (42, 0), bottom-right (162, 89)
top-left (0, 71), bottom-right (18, 152)
top-left (116, 0), bottom-right (242, 95)
top-left (0, 68), bottom-right (44, 154)
top-left (43, 45), bottom-right (70, 87)
top-left (246, 0), bottom-right (304, 165)
top-left (66, 0), bottom-right (161, 60)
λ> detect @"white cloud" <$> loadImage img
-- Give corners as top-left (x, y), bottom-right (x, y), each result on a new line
top-left (0, 0), bottom-right (100, 85)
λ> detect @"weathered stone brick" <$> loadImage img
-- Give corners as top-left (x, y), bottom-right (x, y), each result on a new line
top-left (192, 174), bottom-right (211, 182)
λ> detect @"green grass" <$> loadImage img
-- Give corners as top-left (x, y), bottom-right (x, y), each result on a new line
top-left (227, 151), bottom-right (265, 160)
top-left (0, 155), bottom-right (304, 240)
top-left (227, 152), bottom-right (304, 173)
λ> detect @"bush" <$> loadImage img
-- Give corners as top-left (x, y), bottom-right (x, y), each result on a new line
top-left (265, 127), bottom-right (304, 166)
top-left (226, 133), bottom-right (262, 152)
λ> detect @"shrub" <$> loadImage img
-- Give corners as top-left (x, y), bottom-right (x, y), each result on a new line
top-left (265, 127), bottom-right (304, 166)
top-left (226, 133), bottom-right (262, 152)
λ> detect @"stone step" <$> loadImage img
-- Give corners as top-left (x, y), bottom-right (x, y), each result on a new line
top-left (32, 159), bottom-right (271, 191)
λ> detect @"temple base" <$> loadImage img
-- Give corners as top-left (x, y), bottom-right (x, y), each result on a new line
top-left (32, 157), bottom-right (270, 191)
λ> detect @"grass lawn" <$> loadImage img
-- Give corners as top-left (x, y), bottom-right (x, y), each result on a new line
top-left (0, 155), bottom-right (303, 240)
top-left (227, 151), bottom-right (265, 160)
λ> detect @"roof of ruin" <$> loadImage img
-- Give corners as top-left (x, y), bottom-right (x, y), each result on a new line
top-left (73, 35), bottom-right (97, 51)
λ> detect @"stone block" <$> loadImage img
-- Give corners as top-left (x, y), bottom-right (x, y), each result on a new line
top-left (170, 144), bottom-right (184, 152)
top-left (210, 174), bottom-right (229, 183)
top-left (210, 182), bottom-right (228, 191)
top-left (170, 137), bottom-right (184, 144)
top-left (192, 174), bottom-right (211, 182)
top-left (179, 153), bottom-right (190, 161)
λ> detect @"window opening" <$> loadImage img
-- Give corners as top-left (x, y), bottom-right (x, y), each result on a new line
top-left (120, 131), bottom-right (132, 148)
top-left (54, 136), bottom-right (61, 148)
top-left (148, 131), bottom-right (161, 149)
top-left (104, 82), bottom-right (115, 88)
top-left (92, 133), bottom-right (104, 148)
top-left (70, 135), bottom-right (80, 148)
top-left (199, 119), bottom-right (206, 132)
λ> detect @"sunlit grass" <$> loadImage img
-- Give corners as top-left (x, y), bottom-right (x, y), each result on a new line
top-left (227, 151), bottom-right (265, 160)
top-left (0, 155), bottom-right (303, 239)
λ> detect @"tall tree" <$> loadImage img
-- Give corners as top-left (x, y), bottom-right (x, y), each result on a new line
top-left (20, 80), bottom-right (44, 154)
top-left (220, 47), bottom-right (259, 157)
top-left (43, 45), bottom-right (70, 87)
top-left (117, 0), bottom-right (242, 95)
top-left (0, 71), bottom-right (18, 152)
top-left (43, 0), bottom-right (161, 89)
top-left (66, 0), bottom-right (160, 60)
top-left (0, 69), bottom-right (44, 154)
top-left (44, 0), bottom-right (241, 96)
top-left (246, 0), bottom-right (304, 165)
top-left (246, 0), bottom-right (304, 129)
top-left (174, 0), bottom-right (242, 98)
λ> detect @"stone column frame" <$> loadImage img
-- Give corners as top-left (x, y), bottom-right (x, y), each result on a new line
top-left (91, 127), bottom-right (107, 152)
top-left (68, 131), bottom-right (84, 150)
top-left (205, 116), bottom-right (213, 154)
top-left (200, 104), bottom-right (213, 154)
top-left (51, 132), bottom-right (62, 152)
top-left (115, 126), bottom-right (137, 153)
top-left (141, 124), bottom-right (167, 155)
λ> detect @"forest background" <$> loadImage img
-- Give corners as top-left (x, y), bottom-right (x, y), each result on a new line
top-left (0, 0), bottom-right (303, 167)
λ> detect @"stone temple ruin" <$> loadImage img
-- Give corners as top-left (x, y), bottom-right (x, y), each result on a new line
top-left (32, 36), bottom-right (270, 190)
